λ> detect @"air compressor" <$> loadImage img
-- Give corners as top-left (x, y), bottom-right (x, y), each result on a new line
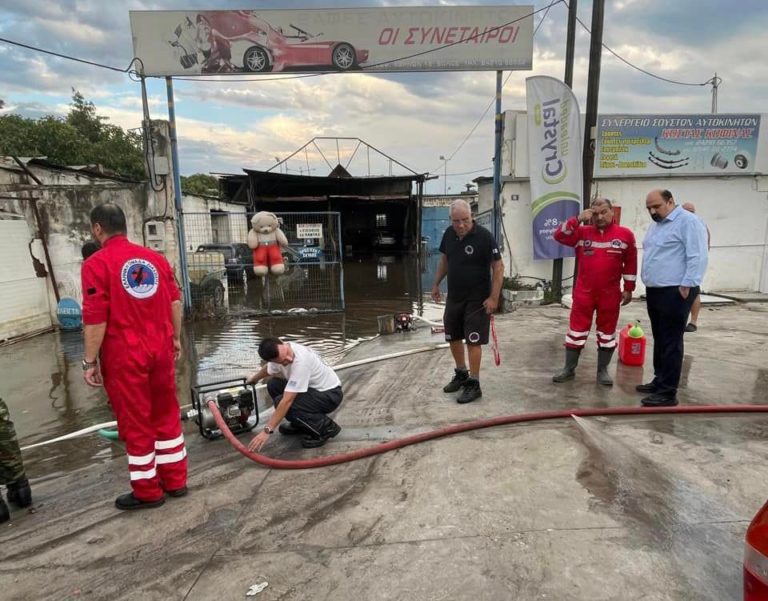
top-left (187, 377), bottom-right (260, 439)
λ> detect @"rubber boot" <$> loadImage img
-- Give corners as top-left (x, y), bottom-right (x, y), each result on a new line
top-left (6, 476), bottom-right (31, 508)
top-left (596, 348), bottom-right (615, 387)
top-left (552, 348), bottom-right (581, 383)
top-left (0, 495), bottom-right (9, 523)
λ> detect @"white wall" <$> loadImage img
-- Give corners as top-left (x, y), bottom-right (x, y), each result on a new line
top-left (182, 194), bottom-right (248, 251)
top-left (593, 176), bottom-right (768, 294)
top-left (493, 112), bottom-right (768, 294)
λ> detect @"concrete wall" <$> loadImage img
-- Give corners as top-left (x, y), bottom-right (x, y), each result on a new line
top-left (0, 155), bottom-right (178, 340)
top-left (486, 111), bottom-right (768, 294)
top-left (181, 194), bottom-right (248, 252)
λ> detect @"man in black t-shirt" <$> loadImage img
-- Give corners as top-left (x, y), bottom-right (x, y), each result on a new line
top-left (431, 199), bottom-right (504, 403)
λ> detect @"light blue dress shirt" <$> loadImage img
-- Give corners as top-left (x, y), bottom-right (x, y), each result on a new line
top-left (641, 205), bottom-right (709, 287)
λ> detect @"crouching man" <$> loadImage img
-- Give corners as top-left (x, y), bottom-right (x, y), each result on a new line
top-left (246, 338), bottom-right (343, 452)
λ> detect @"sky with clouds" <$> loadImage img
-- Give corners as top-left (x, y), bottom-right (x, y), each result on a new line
top-left (1, 0), bottom-right (767, 194)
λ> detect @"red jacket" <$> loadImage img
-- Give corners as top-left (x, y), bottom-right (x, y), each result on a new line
top-left (81, 235), bottom-right (180, 350)
top-left (554, 217), bottom-right (637, 293)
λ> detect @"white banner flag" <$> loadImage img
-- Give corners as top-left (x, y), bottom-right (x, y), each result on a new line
top-left (525, 76), bottom-right (583, 260)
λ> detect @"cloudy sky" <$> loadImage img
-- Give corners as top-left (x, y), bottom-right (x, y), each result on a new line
top-left (1, 0), bottom-right (767, 194)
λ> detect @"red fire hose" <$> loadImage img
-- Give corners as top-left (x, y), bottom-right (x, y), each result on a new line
top-left (208, 401), bottom-right (768, 470)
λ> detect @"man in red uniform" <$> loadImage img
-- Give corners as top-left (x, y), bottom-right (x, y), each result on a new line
top-left (81, 204), bottom-right (187, 510)
top-left (552, 198), bottom-right (637, 386)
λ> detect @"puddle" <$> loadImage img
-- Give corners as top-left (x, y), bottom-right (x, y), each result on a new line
top-left (1, 255), bottom-right (443, 477)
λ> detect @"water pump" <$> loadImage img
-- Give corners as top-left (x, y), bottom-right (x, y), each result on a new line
top-left (188, 378), bottom-right (260, 439)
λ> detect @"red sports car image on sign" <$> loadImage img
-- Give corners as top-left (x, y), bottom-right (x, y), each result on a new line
top-left (168, 10), bottom-right (369, 74)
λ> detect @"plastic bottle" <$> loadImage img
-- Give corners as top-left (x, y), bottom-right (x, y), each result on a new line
top-left (744, 499), bottom-right (768, 600)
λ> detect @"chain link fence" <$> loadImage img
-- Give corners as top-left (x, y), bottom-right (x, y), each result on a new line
top-left (182, 211), bottom-right (344, 315)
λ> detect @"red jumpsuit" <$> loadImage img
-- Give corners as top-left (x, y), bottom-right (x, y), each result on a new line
top-left (554, 217), bottom-right (637, 350)
top-left (81, 235), bottom-right (187, 501)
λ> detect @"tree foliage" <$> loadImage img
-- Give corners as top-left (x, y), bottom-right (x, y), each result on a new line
top-left (0, 90), bottom-right (145, 179)
top-left (181, 173), bottom-right (219, 197)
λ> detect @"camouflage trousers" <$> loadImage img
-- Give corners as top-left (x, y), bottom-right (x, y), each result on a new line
top-left (0, 398), bottom-right (25, 485)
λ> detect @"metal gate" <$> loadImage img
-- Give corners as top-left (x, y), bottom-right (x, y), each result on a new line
top-left (182, 211), bottom-right (344, 314)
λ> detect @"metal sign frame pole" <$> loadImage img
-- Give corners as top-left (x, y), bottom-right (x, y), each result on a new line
top-left (165, 76), bottom-right (192, 312)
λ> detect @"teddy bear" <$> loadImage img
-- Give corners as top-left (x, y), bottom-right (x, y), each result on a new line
top-left (247, 211), bottom-right (288, 276)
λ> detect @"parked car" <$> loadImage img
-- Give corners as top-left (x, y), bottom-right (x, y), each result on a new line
top-left (170, 11), bottom-right (369, 74)
top-left (744, 499), bottom-right (768, 600)
top-left (196, 243), bottom-right (253, 281)
top-left (189, 270), bottom-right (225, 309)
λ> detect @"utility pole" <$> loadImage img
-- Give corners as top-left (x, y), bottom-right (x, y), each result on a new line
top-left (551, 0), bottom-right (578, 302)
top-left (711, 73), bottom-right (720, 114)
top-left (439, 155), bottom-right (448, 194)
top-left (582, 0), bottom-right (605, 211)
top-left (492, 70), bottom-right (503, 244)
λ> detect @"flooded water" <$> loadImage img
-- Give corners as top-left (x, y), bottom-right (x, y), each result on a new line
top-left (190, 255), bottom-right (445, 382)
top-left (0, 255), bottom-right (444, 476)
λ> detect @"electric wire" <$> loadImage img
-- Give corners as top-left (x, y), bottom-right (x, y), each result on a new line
top-left (0, 36), bottom-right (140, 74)
top-left (426, 0), bottom-right (561, 175)
top-left (566, 3), bottom-right (713, 88)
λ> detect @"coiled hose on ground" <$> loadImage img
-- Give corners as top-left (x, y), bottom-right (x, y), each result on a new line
top-left (209, 402), bottom-right (768, 470)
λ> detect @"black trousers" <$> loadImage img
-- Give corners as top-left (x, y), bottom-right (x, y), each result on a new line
top-left (267, 378), bottom-right (343, 435)
top-left (645, 286), bottom-right (699, 397)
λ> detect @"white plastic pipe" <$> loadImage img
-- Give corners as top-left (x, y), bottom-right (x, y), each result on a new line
top-left (19, 343), bottom-right (450, 450)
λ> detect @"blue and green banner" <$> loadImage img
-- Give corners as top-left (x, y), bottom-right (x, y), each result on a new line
top-left (526, 76), bottom-right (583, 260)
top-left (595, 114), bottom-right (760, 176)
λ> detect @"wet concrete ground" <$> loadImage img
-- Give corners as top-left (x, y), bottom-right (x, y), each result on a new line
top-left (1, 299), bottom-right (767, 600)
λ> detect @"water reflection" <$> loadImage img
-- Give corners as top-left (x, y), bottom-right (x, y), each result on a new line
top-left (1, 255), bottom-right (444, 477)
top-left (189, 255), bottom-right (444, 384)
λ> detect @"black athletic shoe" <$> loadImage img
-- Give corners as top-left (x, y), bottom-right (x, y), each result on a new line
top-left (301, 420), bottom-right (342, 449)
top-left (115, 492), bottom-right (165, 511)
top-left (443, 368), bottom-right (469, 393)
top-left (685, 323), bottom-right (698, 332)
top-left (457, 378), bottom-right (482, 404)
top-left (641, 394), bottom-right (679, 407)
top-left (166, 486), bottom-right (188, 498)
top-left (635, 382), bottom-right (658, 394)
top-left (279, 422), bottom-right (309, 435)
top-left (6, 476), bottom-right (31, 508)
top-left (0, 496), bottom-right (9, 523)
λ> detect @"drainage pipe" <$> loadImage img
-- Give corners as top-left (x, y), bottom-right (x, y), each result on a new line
top-left (210, 403), bottom-right (768, 470)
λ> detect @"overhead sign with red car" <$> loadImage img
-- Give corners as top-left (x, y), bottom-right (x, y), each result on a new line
top-left (129, 6), bottom-right (534, 76)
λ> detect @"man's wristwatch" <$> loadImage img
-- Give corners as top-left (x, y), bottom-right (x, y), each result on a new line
top-left (82, 358), bottom-right (98, 371)
top-left (263, 426), bottom-right (274, 435)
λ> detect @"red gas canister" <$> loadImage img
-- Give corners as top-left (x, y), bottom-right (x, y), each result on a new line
top-left (618, 321), bottom-right (646, 366)
top-left (745, 499), bottom-right (768, 600)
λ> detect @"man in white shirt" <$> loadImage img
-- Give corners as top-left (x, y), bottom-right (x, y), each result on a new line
top-left (246, 338), bottom-right (343, 451)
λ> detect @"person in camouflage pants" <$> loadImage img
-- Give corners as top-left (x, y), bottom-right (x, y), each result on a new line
top-left (0, 397), bottom-right (32, 522)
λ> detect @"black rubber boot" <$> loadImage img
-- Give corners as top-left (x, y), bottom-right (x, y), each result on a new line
top-left (552, 348), bottom-right (581, 383)
top-left (166, 486), bottom-right (188, 498)
top-left (443, 368), bottom-right (469, 393)
top-left (115, 492), bottom-right (165, 511)
top-left (596, 348), bottom-right (615, 387)
top-left (0, 495), bottom-right (9, 523)
top-left (6, 476), bottom-right (31, 508)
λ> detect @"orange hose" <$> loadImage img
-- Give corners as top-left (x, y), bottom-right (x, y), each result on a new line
top-left (209, 401), bottom-right (768, 470)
